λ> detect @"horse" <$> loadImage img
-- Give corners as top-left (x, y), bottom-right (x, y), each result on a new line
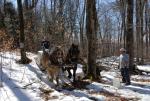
top-left (40, 44), bottom-right (81, 83)
top-left (39, 46), bottom-right (65, 86)
top-left (63, 44), bottom-right (80, 82)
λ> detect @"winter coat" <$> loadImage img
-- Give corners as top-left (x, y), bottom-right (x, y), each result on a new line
top-left (119, 53), bottom-right (129, 69)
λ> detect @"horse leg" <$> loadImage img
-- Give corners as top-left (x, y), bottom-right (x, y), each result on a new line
top-left (48, 73), bottom-right (53, 82)
top-left (73, 64), bottom-right (77, 82)
top-left (67, 69), bottom-right (72, 79)
top-left (56, 76), bottom-right (59, 86)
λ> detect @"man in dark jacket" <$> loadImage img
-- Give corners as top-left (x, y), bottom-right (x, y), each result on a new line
top-left (41, 37), bottom-right (50, 49)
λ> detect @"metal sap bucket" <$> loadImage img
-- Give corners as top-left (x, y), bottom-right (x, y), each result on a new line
top-left (113, 77), bottom-right (121, 88)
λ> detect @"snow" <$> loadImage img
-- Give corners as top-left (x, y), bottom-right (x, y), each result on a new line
top-left (96, 56), bottom-right (119, 69)
top-left (137, 65), bottom-right (150, 72)
top-left (0, 51), bottom-right (150, 101)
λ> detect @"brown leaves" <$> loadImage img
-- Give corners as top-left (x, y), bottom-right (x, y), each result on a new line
top-left (0, 29), bottom-right (14, 51)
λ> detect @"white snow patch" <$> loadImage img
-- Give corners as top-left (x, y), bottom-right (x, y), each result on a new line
top-left (0, 52), bottom-right (150, 101)
top-left (137, 65), bottom-right (150, 72)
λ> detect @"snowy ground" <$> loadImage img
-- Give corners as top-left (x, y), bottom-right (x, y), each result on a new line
top-left (0, 51), bottom-right (150, 101)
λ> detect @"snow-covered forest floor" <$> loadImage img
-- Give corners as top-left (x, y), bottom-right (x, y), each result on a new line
top-left (0, 51), bottom-right (150, 101)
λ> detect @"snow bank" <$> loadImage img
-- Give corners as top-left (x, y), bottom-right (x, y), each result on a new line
top-left (137, 65), bottom-right (150, 72)
top-left (1, 52), bottom-right (150, 101)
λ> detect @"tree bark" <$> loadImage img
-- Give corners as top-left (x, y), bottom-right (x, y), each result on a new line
top-left (145, 0), bottom-right (149, 58)
top-left (126, 0), bottom-right (134, 71)
top-left (136, 0), bottom-right (144, 64)
top-left (86, 0), bottom-right (98, 79)
top-left (17, 0), bottom-right (30, 64)
top-left (79, 0), bottom-right (86, 57)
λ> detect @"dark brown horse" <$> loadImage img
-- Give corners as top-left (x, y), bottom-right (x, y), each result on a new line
top-left (64, 44), bottom-right (80, 82)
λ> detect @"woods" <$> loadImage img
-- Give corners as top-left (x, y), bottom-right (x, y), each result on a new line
top-left (0, 0), bottom-right (150, 76)
top-left (1, 0), bottom-right (150, 101)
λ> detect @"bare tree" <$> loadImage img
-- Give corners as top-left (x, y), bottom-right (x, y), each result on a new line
top-left (17, 0), bottom-right (30, 64)
top-left (118, 0), bottom-right (127, 47)
top-left (86, 0), bottom-right (99, 79)
top-left (0, 0), bottom-right (4, 28)
top-left (136, 0), bottom-right (145, 64)
top-left (145, 0), bottom-right (149, 58)
top-left (126, 0), bottom-right (134, 71)
top-left (79, 0), bottom-right (86, 57)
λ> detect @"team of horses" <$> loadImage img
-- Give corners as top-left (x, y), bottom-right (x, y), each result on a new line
top-left (39, 44), bottom-right (83, 86)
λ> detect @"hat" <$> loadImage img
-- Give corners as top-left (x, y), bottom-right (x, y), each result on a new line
top-left (120, 48), bottom-right (126, 52)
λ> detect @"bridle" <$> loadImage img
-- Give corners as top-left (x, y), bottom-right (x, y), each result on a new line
top-left (55, 49), bottom-right (64, 65)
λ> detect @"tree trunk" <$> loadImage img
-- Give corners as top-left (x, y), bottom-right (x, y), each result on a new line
top-left (136, 0), bottom-right (141, 63)
top-left (145, 0), bottom-right (149, 58)
top-left (136, 0), bottom-right (145, 64)
top-left (24, 0), bottom-right (29, 9)
top-left (126, 0), bottom-right (134, 72)
top-left (86, 0), bottom-right (99, 79)
top-left (120, 0), bottom-right (127, 48)
top-left (79, 0), bottom-right (86, 57)
top-left (17, 0), bottom-right (30, 64)
top-left (140, 1), bottom-right (144, 63)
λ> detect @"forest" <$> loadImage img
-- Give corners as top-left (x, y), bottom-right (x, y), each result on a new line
top-left (0, 0), bottom-right (150, 101)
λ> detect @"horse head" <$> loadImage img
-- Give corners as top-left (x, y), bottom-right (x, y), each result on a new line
top-left (49, 46), bottom-right (65, 65)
